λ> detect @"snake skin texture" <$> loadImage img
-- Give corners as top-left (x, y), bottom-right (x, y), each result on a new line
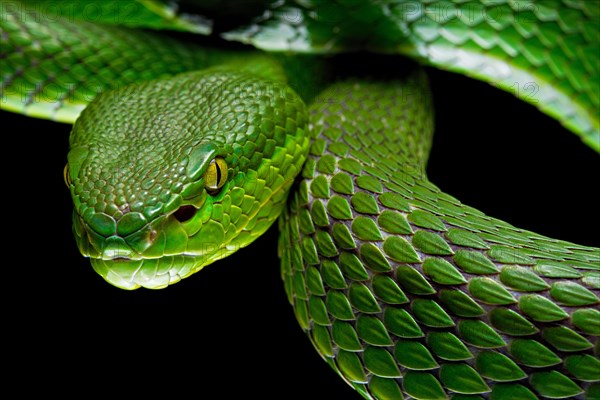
top-left (225, 0), bottom-right (600, 151)
top-left (279, 71), bottom-right (599, 399)
top-left (0, 1), bottom-right (598, 398)
top-left (0, 4), bottom-right (237, 122)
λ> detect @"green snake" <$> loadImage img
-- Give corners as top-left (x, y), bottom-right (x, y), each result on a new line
top-left (1, 1), bottom-right (599, 398)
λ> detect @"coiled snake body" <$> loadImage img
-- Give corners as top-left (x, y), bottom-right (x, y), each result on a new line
top-left (1, 1), bottom-right (598, 398)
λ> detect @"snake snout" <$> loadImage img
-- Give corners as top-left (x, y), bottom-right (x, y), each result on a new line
top-left (101, 236), bottom-right (138, 260)
top-left (73, 210), bottom-right (164, 260)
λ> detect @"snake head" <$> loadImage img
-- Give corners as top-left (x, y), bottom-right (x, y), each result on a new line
top-left (65, 69), bottom-right (309, 289)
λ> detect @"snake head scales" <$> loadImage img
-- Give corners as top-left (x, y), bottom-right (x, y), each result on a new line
top-left (65, 68), bottom-right (309, 289)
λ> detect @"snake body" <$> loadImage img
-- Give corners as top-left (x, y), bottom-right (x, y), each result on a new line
top-left (280, 70), bottom-right (599, 399)
top-left (1, 1), bottom-right (599, 399)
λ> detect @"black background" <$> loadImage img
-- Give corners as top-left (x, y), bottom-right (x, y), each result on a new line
top-left (3, 65), bottom-right (598, 397)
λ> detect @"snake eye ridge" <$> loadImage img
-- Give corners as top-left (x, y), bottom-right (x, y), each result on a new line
top-left (63, 164), bottom-right (72, 188)
top-left (204, 157), bottom-right (228, 194)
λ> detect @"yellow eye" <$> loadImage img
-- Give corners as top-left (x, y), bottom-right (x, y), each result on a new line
top-left (63, 164), bottom-right (72, 188)
top-left (204, 157), bottom-right (228, 193)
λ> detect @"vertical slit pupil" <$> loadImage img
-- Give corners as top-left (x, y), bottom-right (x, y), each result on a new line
top-left (216, 162), bottom-right (222, 185)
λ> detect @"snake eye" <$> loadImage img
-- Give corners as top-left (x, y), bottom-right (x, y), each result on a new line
top-left (204, 157), bottom-right (228, 194)
top-left (63, 164), bottom-right (72, 188)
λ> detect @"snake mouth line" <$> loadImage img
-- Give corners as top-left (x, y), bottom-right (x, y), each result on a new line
top-left (110, 257), bottom-right (132, 262)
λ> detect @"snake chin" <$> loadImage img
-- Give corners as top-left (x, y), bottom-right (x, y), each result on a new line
top-left (89, 252), bottom-right (227, 290)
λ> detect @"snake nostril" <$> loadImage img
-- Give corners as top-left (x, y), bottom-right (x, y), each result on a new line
top-left (173, 205), bottom-right (196, 223)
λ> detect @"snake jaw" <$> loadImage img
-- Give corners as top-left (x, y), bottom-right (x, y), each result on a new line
top-left (74, 159), bottom-right (305, 290)
top-left (72, 170), bottom-right (292, 289)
